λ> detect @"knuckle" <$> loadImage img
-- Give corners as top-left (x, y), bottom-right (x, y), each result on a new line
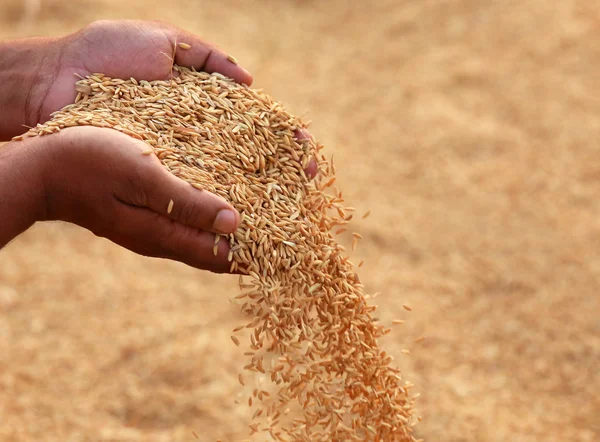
top-left (148, 20), bottom-right (174, 35)
top-left (122, 176), bottom-right (148, 207)
top-left (150, 19), bottom-right (169, 28)
top-left (157, 218), bottom-right (188, 257)
top-left (117, 162), bottom-right (151, 207)
top-left (82, 19), bottom-right (111, 35)
top-left (175, 199), bottom-right (201, 226)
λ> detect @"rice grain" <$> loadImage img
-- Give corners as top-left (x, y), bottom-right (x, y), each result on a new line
top-left (22, 66), bottom-right (419, 442)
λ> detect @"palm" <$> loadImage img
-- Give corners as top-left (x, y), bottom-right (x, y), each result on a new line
top-left (39, 20), bottom-right (251, 124)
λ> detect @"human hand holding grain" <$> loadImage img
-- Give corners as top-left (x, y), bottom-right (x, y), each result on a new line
top-left (38, 20), bottom-right (255, 127)
top-left (0, 126), bottom-right (239, 272)
top-left (0, 19), bottom-right (252, 140)
top-left (0, 19), bottom-right (316, 269)
top-left (0, 19), bottom-right (317, 170)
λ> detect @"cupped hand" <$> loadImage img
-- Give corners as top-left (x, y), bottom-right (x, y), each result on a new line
top-left (38, 20), bottom-right (252, 124)
top-left (0, 20), bottom-right (321, 270)
top-left (29, 20), bottom-right (318, 178)
top-left (36, 126), bottom-right (239, 273)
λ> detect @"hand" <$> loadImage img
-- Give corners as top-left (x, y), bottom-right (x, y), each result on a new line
top-left (0, 20), bottom-right (251, 140)
top-left (39, 20), bottom-right (253, 125)
top-left (0, 20), bottom-right (319, 271)
top-left (0, 19), bottom-right (317, 176)
top-left (29, 126), bottom-right (240, 273)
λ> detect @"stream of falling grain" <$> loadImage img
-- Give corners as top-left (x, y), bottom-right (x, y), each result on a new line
top-left (21, 66), bottom-right (419, 442)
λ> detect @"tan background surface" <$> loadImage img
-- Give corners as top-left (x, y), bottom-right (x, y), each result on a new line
top-left (1, 1), bottom-right (599, 441)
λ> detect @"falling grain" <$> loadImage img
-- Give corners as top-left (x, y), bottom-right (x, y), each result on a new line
top-left (25, 66), bottom-right (419, 442)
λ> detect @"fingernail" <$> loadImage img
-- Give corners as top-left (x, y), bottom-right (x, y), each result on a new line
top-left (305, 159), bottom-right (318, 179)
top-left (213, 209), bottom-right (238, 233)
top-left (295, 128), bottom-right (312, 140)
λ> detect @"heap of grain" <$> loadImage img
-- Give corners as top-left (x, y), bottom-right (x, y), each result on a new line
top-left (21, 65), bottom-right (419, 441)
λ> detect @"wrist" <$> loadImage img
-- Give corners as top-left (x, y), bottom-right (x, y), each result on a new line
top-left (0, 138), bottom-right (49, 248)
top-left (0, 36), bottom-right (64, 141)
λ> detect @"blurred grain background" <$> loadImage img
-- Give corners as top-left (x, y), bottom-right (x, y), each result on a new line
top-left (1, 1), bottom-right (599, 441)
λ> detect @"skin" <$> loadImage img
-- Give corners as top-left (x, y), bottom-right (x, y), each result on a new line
top-left (0, 20), bottom-right (316, 273)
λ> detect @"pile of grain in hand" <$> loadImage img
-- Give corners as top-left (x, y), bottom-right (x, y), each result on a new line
top-left (21, 65), bottom-right (420, 441)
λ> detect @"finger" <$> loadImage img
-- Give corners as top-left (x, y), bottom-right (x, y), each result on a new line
top-left (61, 126), bottom-right (239, 234)
top-left (295, 128), bottom-right (319, 179)
top-left (112, 204), bottom-right (232, 273)
top-left (172, 28), bottom-right (253, 85)
top-left (140, 158), bottom-right (240, 234)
